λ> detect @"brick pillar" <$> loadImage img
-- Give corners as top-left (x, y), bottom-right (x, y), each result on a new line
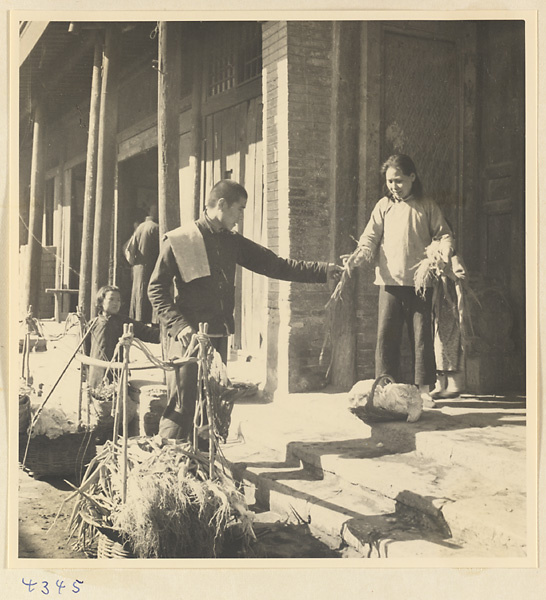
top-left (356, 22), bottom-right (382, 380)
top-left (262, 21), bottom-right (335, 394)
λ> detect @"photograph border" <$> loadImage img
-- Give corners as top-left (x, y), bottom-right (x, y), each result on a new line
top-left (4, 5), bottom-right (540, 578)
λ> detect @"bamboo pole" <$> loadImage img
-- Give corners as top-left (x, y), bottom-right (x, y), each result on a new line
top-left (23, 102), bottom-right (46, 315)
top-left (112, 362), bottom-right (122, 446)
top-left (157, 21), bottom-right (181, 236)
top-left (79, 33), bottom-right (103, 321)
top-left (77, 307), bottom-right (87, 428)
top-left (121, 323), bottom-right (133, 504)
top-left (22, 307), bottom-right (32, 383)
top-left (91, 24), bottom-right (120, 315)
top-left (197, 322), bottom-right (215, 478)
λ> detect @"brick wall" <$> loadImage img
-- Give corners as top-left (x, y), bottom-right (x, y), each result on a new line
top-left (263, 21), bottom-right (334, 393)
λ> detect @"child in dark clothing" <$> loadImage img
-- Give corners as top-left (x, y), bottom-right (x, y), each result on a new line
top-left (85, 285), bottom-right (160, 390)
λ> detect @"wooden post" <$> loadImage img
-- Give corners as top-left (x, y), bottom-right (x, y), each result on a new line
top-left (91, 24), bottom-right (120, 316)
top-left (157, 21), bottom-right (181, 237)
top-left (121, 323), bottom-right (133, 504)
top-left (79, 33), bottom-right (103, 321)
top-left (23, 102), bottom-right (46, 315)
top-left (190, 32), bottom-right (203, 219)
top-left (328, 22), bottom-right (361, 388)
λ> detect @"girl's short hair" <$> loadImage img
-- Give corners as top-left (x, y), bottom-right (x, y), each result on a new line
top-left (96, 285), bottom-right (120, 312)
top-left (381, 154), bottom-right (423, 198)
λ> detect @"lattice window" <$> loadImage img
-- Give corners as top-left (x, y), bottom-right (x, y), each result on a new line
top-left (207, 22), bottom-right (262, 97)
top-left (240, 23), bottom-right (262, 83)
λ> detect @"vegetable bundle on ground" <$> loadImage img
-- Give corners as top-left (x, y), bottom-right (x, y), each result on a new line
top-left (66, 436), bottom-right (255, 558)
top-left (348, 375), bottom-right (423, 424)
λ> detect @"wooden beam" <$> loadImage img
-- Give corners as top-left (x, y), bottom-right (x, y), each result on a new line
top-left (41, 32), bottom-right (97, 92)
top-left (78, 33), bottom-right (102, 320)
top-left (91, 24), bottom-right (120, 316)
top-left (22, 102), bottom-right (46, 315)
top-left (157, 21), bottom-right (181, 236)
top-left (328, 21), bottom-right (361, 389)
top-left (19, 22), bottom-right (49, 66)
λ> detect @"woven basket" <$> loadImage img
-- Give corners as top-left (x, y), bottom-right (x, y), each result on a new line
top-left (97, 529), bottom-right (135, 559)
top-left (136, 385), bottom-right (168, 437)
top-left (19, 394), bottom-right (31, 434)
top-left (350, 374), bottom-right (408, 424)
top-left (19, 430), bottom-right (96, 481)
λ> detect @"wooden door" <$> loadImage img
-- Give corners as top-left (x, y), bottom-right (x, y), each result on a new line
top-left (202, 97), bottom-right (265, 358)
top-left (359, 21), bottom-right (478, 382)
top-left (378, 21), bottom-right (477, 245)
top-left (476, 21), bottom-right (526, 388)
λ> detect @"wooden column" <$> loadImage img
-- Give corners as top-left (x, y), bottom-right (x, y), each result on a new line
top-left (328, 22), bottom-right (361, 388)
top-left (23, 102), bottom-right (46, 316)
top-left (190, 33), bottom-right (203, 219)
top-left (157, 21), bottom-right (181, 237)
top-left (91, 24), bottom-right (120, 316)
top-left (79, 33), bottom-right (103, 320)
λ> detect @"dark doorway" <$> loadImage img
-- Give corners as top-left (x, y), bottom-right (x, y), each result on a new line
top-left (117, 148), bottom-right (158, 313)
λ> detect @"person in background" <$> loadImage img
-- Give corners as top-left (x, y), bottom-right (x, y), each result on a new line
top-left (344, 154), bottom-right (454, 405)
top-left (148, 179), bottom-right (341, 443)
top-left (126, 205), bottom-right (160, 323)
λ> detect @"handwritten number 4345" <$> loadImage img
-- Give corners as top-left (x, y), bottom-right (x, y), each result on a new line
top-left (22, 579), bottom-right (84, 594)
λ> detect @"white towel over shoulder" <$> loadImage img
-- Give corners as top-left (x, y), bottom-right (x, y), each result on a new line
top-left (166, 222), bottom-right (211, 283)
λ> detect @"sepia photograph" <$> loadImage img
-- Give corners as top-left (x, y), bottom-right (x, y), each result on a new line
top-left (10, 13), bottom-right (536, 571)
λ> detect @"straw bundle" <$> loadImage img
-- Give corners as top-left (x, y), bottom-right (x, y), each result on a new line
top-left (413, 239), bottom-right (451, 298)
top-left (326, 245), bottom-right (374, 308)
top-left (28, 406), bottom-right (80, 438)
top-left (413, 241), bottom-right (479, 352)
top-left (66, 436), bottom-right (254, 558)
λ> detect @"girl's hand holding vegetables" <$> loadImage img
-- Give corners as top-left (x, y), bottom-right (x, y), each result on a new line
top-left (341, 247), bottom-right (367, 276)
top-left (451, 255), bottom-right (466, 280)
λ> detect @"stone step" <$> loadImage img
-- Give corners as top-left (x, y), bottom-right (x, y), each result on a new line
top-left (224, 440), bottom-right (512, 559)
top-left (230, 392), bottom-right (526, 492)
top-left (223, 391), bottom-right (527, 558)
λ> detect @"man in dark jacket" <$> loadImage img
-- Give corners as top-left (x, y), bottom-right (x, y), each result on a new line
top-left (148, 179), bottom-right (339, 441)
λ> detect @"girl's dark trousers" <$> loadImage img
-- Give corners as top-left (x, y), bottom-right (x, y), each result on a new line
top-left (375, 285), bottom-right (436, 386)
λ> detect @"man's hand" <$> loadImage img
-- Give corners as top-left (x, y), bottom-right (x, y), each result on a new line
top-left (176, 325), bottom-right (196, 346)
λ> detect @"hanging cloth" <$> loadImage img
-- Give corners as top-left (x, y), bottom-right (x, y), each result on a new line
top-left (166, 222), bottom-right (211, 283)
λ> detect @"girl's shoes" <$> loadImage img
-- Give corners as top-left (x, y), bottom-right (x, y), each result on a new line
top-left (418, 384), bottom-right (438, 408)
top-left (430, 371), bottom-right (463, 399)
top-left (430, 389), bottom-right (458, 399)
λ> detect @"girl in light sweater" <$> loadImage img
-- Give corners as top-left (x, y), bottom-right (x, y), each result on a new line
top-left (346, 154), bottom-right (454, 402)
